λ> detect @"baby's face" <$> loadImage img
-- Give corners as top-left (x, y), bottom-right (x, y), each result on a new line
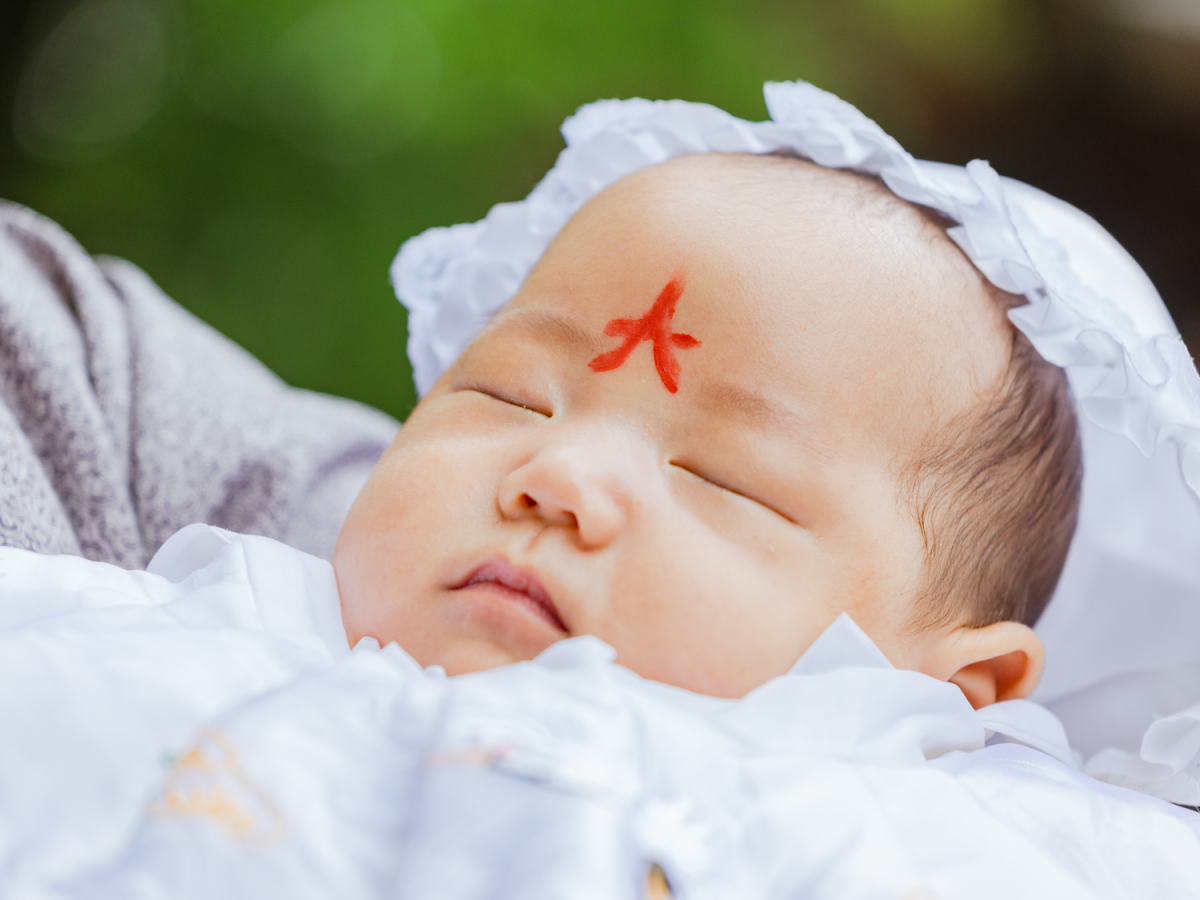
top-left (335, 154), bottom-right (1011, 698)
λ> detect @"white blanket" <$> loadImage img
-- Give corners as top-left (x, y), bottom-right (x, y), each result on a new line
top-left (2, 525), bottom-right (1199, 900)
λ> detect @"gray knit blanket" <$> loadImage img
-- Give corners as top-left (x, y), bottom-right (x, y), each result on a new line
top-left (0, 200), bottom-right (399, 566)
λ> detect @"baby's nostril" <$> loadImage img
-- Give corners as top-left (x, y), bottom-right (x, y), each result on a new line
top-left (520, 493), bottom-right (537, 509)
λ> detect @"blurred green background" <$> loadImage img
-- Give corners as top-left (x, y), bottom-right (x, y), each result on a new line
top-left (2, 0), bottom-right (1199, 420)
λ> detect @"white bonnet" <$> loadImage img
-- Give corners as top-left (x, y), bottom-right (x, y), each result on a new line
top-left (390, 82), bottom-right (1200, 731)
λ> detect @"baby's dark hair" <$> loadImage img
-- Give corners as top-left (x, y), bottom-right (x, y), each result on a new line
top-left (901, 282), bottom-right (1083, 629)
top-left (734, 152), bottom-right (1083, 629)
top-left (846, 178), bottom-right (1084, 630)
top-left (835, 168), bottom-right (1083, 630)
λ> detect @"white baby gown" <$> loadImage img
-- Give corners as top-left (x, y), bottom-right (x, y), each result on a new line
top-left (1, 524), bottom-right (1198, 900)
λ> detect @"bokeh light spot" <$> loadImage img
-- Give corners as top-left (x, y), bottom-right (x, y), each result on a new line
top-left (261, 0), bottom-right (441, 164)
top-left (13, 0), bottom-right (171, 163)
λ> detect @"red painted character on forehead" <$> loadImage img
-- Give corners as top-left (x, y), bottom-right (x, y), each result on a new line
top-left (588, 279), bottom-right (701, 393)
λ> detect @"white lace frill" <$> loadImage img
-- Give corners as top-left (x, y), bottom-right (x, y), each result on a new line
top-left (391, 81), bottom-right (1200, 802)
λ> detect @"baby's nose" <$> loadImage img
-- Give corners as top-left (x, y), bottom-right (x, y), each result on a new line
top-left (497, 440), bottom-right (627, 548)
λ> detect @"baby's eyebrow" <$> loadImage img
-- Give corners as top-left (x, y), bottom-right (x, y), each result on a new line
top-left (698, 380), bottom-right (833, 464)
top-left (486, 307), bottom-right (606, 357)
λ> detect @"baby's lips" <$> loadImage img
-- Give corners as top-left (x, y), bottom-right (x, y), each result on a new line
top-left (452, 557), bottom-right (569, 633)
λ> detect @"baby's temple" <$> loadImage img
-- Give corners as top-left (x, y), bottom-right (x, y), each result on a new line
top-left (2, 25), bottom-right (1200, 896)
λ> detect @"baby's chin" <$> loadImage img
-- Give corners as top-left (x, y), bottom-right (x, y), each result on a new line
top-left (417, 639), bottom-right (555, 677)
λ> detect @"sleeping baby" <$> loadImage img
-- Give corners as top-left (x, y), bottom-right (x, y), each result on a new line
top-left (1, 82), bottom-right (1199, 899)
top-left (336, 149), bottom-right (1079, 707)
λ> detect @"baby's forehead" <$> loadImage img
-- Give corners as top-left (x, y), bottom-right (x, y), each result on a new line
top-left (623, 152), bottom-right (944, 236)
top-left (559, 152), bottom-right (993, 330)
top-left (571, 152), bottom-right (981, 307)
top-left (515, 152), bottom-right (1015, 454)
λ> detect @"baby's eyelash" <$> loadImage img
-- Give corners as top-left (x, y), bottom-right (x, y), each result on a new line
top-left (669, 461), bottom-right (796, 524)
top-left (464, 385), bottom-right (552, 417)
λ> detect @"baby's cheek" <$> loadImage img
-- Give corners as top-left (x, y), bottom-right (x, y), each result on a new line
top-left (334, 428), bottom-right (521, 649)
top-left (827, 532), bottom-right (924, 648)
top-left (605, 523), bottom-right (810, 697)
top-left (357, 437), bottom-right (492, 536)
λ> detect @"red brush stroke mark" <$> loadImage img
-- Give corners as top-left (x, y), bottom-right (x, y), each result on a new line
top-left (588, 279), bottom-right (701, 393)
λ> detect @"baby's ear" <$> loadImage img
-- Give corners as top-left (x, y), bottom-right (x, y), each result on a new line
top-left (942, 621), bottom-right (1044, 710)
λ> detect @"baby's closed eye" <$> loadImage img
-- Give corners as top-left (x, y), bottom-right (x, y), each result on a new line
top-left (460, 383), bottom-right (553, 418)
top-left (668, 460), bottom-right (797, 525)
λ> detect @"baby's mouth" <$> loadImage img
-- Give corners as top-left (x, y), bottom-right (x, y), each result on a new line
top-left (452, 558), bottom-right (568, 633)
